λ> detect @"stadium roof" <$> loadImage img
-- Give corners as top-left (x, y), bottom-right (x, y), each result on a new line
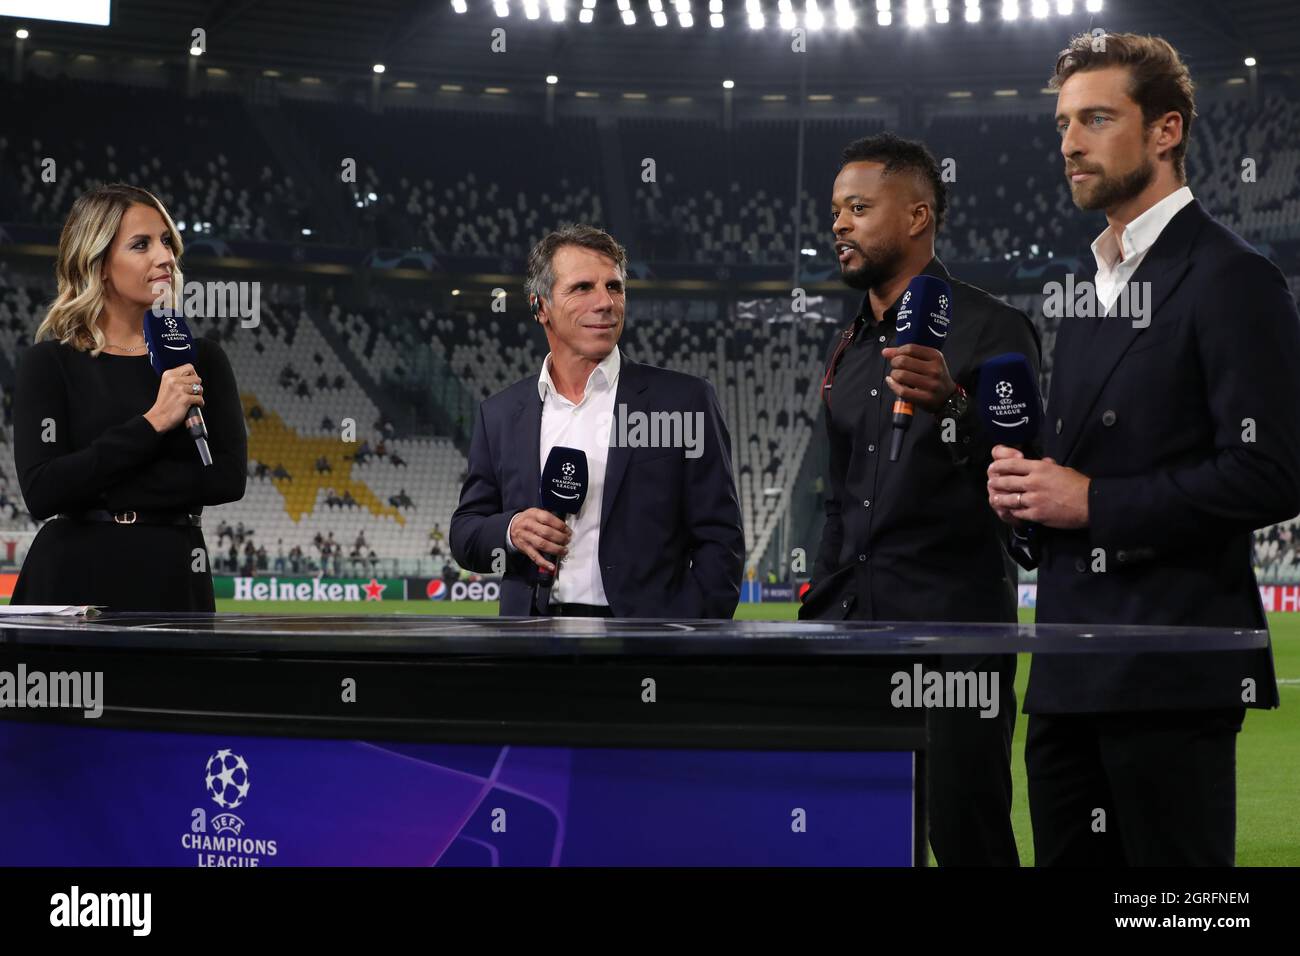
top-left (3, 0), bottom-right (1297, 95)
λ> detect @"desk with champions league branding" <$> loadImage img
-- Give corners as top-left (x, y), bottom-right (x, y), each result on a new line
top-left (0, 614), bottom-right (1268, 867)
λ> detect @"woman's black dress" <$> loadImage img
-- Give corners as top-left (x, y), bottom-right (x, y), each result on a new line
top-left (10, 337), bottom-right (247, 611)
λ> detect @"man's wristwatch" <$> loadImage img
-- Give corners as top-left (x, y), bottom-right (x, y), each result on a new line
top-left (939, 383), bottom-right (969, 422)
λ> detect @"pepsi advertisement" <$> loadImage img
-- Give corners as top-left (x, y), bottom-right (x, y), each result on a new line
top-left (0, 722), bottom-right (914, 866)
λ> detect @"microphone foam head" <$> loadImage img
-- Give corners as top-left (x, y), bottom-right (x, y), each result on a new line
top-left (894, 274), bottom-right (952, 351)
top-left (142, 308), bottom-right (196, 376)
top-left (975, 352), bottom-right (1041, 446)
top-left (539, 446), bottom-right (589, 515)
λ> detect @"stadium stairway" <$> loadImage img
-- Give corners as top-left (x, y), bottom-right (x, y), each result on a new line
top-left (304, 301), bottom-right (418, 436)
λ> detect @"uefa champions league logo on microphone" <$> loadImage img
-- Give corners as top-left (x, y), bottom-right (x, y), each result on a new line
top-left (996, 381), bottom-right (1014, 401)
top-left (562, 461), bottom-right (576, 479)
top-left (164, 316), bottom-right (178, 332)
top-left (938, 294), bottom-right (948, 312)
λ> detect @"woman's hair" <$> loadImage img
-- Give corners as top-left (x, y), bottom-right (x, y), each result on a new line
top-left (36, 183), bottom-right (185, 354)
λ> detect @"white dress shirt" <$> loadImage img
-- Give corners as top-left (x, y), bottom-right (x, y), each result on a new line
top-left (1090, 185), bottom-right (1194, 313)
top-left (506, 347), bottom-right (620, 606)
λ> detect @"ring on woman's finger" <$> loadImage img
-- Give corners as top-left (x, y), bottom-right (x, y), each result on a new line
top-left (191, 383), bottom-right (202, 395)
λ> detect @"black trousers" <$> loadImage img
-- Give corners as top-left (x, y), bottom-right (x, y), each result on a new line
top-left (1026, 708), bottom-right (1244, 866)
top-left (925, 653), bottom-right (1020, 867)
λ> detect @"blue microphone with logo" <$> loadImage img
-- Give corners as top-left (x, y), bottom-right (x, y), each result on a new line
top-left (142, 309), bottom-right (212, 466)
top-left (976, 352), bottom-right (1043, 549)
top-left (975, 352), bottom-right (1042, 452)
top-left (534, 446), bottom-right (589, 613)
top-left (890, 274), bottom-right (953, 461)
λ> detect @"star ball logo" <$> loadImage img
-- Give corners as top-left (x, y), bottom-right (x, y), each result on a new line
top-left (996, 381), bottom-right (1014, 401)
top-left (206, 748), bottom-right (250, 809)
top-left (938, 294), bottom-right (948, 312)
top-left (562, 461), bottom-right (576, 479)
top-left (183, 748), bottom-right (280, 866)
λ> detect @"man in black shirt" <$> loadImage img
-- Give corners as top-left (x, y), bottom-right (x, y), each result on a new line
top-left (800, 133), bottom-right (1041, 866)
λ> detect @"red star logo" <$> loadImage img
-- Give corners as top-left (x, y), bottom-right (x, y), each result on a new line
top-left (363, 578), bottom-right (386, 601)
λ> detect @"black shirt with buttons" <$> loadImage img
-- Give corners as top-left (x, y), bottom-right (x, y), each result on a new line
top-left (807, 258), bottom-right (1042, 623)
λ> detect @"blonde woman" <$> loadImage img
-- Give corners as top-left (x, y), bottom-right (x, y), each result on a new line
top-left (11, 183), bottom-right (246, 611)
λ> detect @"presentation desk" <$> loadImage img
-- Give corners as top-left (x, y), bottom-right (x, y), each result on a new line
top-left (0, 613), bottom-right (1269, 867)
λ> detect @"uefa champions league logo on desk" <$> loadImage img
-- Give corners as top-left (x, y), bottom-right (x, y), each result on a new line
top-left (205, 748), bottom-right (251, 811)
top-left (182, 748), bottom-right (279, 866)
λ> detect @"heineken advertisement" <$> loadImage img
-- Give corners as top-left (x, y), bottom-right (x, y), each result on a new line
top-left (215, 576), bottom-right (408, 602)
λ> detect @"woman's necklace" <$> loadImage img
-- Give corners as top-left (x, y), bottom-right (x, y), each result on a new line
top-left (106, 337), bottom-right (146, 352)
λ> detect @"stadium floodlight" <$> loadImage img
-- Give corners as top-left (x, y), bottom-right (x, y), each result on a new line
top-left (618, 0), bottom-right (630, 7)
top-left (494, 0), bottom-right (509, 15)
top-left (546, 74), bottom-right (559, 83)
top-left (16, 28), bottom-right (30, 38)
top-left (523, 0), bottom-right (541, 18)
top-left (583, 0), bottom-right (596, 6)
top-left (965, 0), bottom-right (980, 22)
top-left (1031, 0), bottom-right (1048, 17)
top-left (710, 12), bottom-right (724, 26)
top-left (189, 45), bottom-right (203, 56)
top-left (580, 7), bottom-right (593, 20)
top-left (451, 0), bottom-right (468, 11)
top-left (653, 10), bottom-right (668, 24)
top-left (933, 0), bottom-right (950, 23)
top-left (1244, 56), bottom-right (1257, 67)
top-left (1056, 0), bottom-right (1072, 13)
top-left (548, 0), bottom-right (566, 21)
top-left (905, 0), bottom-right (926, 26)
top-left (372, 63), bottom-right (385, 73)
top-left (835, 0), bottom-right (855, 29)
top-left (806, 0), bottom-right (825, 30)
top-left (1084, 0), bottom-right (1101, 10)
top-left (649, 0), bottom-right (662, 9)
top-left (876, 0), bottom-right (892, 26)
top-left (748, 0), bottom-right (766, 29)
top-left (723, 78), bottom-right (735, 89)
top-left (622, 9), bottom-right (636, 22)
top-left (1001, 0), bottom-right (1019, 20)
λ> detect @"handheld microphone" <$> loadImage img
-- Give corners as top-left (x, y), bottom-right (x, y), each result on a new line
top-left (974, 352), bottom-right (1042, 451)
top-left (534, 446), bottom-right (589, 613)
top-left (890, 274), bottom-right (952, 461)
top-left (142, 309), bottom-right (212, 466)
top-left (975, 352), bottom-right (1043, 547)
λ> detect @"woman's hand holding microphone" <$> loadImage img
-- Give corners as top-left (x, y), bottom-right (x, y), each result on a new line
top-left (144, 363), bottom-right (204, 433)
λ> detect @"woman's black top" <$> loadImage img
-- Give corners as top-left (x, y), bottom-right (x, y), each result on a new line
top-left (11, 337), bottom-right (247, 611)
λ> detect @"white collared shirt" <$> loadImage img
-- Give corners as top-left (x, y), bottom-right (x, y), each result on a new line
top-left (1090, 185), bottom-right (1194, 313)
top-left (506, 347), bottom-right (620, 606)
